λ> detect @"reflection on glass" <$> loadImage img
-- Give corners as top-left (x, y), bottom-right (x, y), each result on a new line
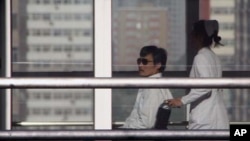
top-left (112, 0), bottom-right (186, 71)
top-left (112, 0), bottom-right (187, 129)
top-left (11, 0), bottom-right (94, 130)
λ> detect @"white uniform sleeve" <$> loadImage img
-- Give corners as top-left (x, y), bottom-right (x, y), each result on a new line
top-left (181, 54), bottom-right (213, 105)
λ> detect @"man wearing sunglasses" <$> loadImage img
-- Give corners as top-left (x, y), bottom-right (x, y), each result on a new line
top-left (119, 45), bottom-right (173, 129)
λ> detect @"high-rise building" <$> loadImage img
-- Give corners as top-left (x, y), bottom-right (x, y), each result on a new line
top-left (25, 0), bottom-right (93, 72)
top-left (199, 0), bottom-right (210, 19)
top-left (112, 7), bottom-right (169, 71)
top-left (209, 0), bottom-right (236, 121)
top-left (12, 0), bottom-right (27, 126)
top-left (234, 0), bottom-right (250, 121)
top-left (112, 0), bottom-right (186, 71)
top-left (207, 0), bottom-right (250, 121)
top-left (12, 0), bottom-right (94, 129)
top-left (209, 0), bottom-right (235, 70)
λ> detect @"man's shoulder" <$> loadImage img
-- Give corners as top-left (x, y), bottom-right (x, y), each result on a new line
top-left (142, 88), bottom-right (170, 94)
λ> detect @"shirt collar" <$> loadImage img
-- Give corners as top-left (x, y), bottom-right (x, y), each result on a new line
top-left (149, 73), bottom-right (162, 78)
top-left (198, 47), bottom-right (210, 54)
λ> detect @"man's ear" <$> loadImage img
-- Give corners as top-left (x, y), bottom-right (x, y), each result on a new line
top-left (155, 63), bottom-right (161, 70)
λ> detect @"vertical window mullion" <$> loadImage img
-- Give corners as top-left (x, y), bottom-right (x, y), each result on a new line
top-left (1, 0), bottom-right (12, 130)
top-left (94, 0), bottom-right (112, 129)
top-left (186, 0), bottom-right (199, 128)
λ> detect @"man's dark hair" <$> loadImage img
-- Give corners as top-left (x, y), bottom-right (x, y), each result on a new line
top-left (139, 45), bottom-right (167, 72)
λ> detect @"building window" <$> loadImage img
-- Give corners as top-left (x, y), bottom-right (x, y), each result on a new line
top-left (53, 45), bottom-right (62, 52)
top-left (43, 108), bottom-right (51, 115)
top-left (54, 92), bottom-right (62, 99)
top-left (32, 108), bottom-right (41, 115)
top-left (212, 7), bottom-right (234, 14)
top-left (55, 109), bottom-right (63, 115)
top-left (44, 0), bottom-right (50, 4)
top-left (43, 92), bottom-right (51, 100)
top-left (35, 0), bottom-right (41, 4)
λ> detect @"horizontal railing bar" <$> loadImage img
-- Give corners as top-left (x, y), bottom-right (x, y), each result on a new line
top-left (0, 130), bottom-right (229, 140)
top-left (13, 121), bottom-right (246, 127)
top-left (230, 122), bottom-right (250, 124)
top-left (0, 77), bottom-right (249, 88)
top-left (13, 121), bottom-right (188, 126)
top-left (13, 121), bottom-right (94, 126)
top-left (12, 121), bottom-right (250, 127)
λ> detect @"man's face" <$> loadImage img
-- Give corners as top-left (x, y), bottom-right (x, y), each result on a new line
top-left (137, 54), bottom-right (160, 77)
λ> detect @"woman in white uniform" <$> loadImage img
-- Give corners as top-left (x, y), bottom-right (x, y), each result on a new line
top-left (167, 20), bottom-right (229, 129)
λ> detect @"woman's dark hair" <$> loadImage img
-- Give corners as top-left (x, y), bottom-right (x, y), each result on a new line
top-left (192, 20), bottom-right (223, 47)
top-left (140, 45), bottom-right (167, 72)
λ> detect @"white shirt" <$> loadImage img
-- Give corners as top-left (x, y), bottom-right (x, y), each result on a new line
top-left (120, 73), bottom-right (173, 129)
top-left (181, 47), bottom-right (229, 129)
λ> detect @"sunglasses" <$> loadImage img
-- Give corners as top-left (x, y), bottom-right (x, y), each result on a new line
top-left (137, 58), bottom-right (153, 65)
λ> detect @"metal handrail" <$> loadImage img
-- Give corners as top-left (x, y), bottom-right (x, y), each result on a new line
top-left (12, 121), bottom-right (94, 126)
top-left (0, 130), bottom-right (229, 140)
top-left (13, 121), bottom-right (248, 127)
top-left (1, 77), bottom-right (244, 140)
top-left (13, 121), bottom-right (188, 126)
top-left (0, 77), bottom-right (249, 88)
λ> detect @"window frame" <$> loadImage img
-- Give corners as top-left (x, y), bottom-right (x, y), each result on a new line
top-left (1, 0), bottom-right (250, 130)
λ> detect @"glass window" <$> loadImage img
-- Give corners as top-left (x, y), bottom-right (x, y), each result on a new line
top-left (11, 0), bottom-right (94, 130)
top-left (112, 0), bottom-right (186, 71)
top-left (112, 0), bottom-right (187, 129)
top-left (200, 0), bottom-right (238, 71)
top-left (200, 0), bottom-right (250, 122)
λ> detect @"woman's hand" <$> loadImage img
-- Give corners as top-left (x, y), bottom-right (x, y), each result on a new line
top-left (165, 98), bottom-right (183, 108)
